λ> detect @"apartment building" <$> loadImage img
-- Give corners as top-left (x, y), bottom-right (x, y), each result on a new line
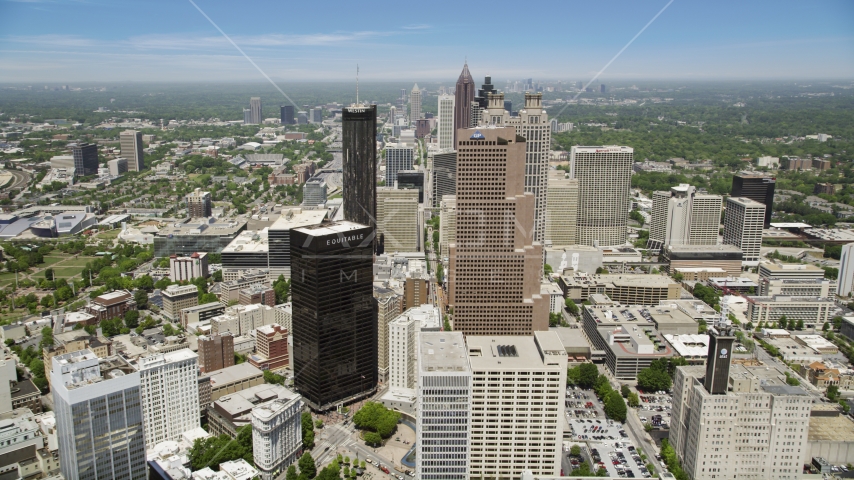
top-left (134, 349), bottom-right (201, 448)
top-left (198, 333), bottom-right (235, 374)
top-left (161, 284), bottom-right (199, 321)
top-left (723, 197), bottom-right (765, 265)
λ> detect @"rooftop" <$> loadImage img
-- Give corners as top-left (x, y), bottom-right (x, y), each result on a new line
top-left (664, 334), bottom-right (710, 357)
top-left (466, 332), bottom-right (566, 370)
top-left (560, 273), bottom-right (679, 288)
top-left (296, 219), bottom-right (368, 236)
top-left (214, 383), bottom-right (297, 417)
top-left (269, 207), bottom-right (327, 231)
top-left (207, 362), bottom-right (263, 387)
top-left (808, 413), bottom-right (854, 442)
top-left (155, 217), bottom-right (246, 237)
top-left (419, 332), bottom-right (469, 373)
top-left (586, 304), bottom-right (696, 326)
top-left (222, 228), bottom-right (269, 254)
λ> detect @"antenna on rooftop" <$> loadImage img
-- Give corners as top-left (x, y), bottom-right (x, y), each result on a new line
top-left (356, 64), bottom-right (360, 105)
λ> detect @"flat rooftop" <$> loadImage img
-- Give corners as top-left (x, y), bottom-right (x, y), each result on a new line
top-left (297, 220), bottom-right (367, 236)
top-left (748, 295), bottom-right (836, 304)
top-left (269, 207), bottom-right (327, 231)
top-left (808, 413), bottom-right (854, 442)
top-left (222, 228), bottom-right (269, 254)
top-left (208, 363), bottom-right (263, 387)
top-left (155, 217), bottom-right (246, 237)
top-left (561, 273), bottom-right (679, 288)
top-left (665, 244), bottom-right (743, 254)
top-left (214, 383), bottom-right (297, 417)
top-left (465, 332), bottom-right (565, 370)
top-left (760, 262), bottom-right (824, 274)
top-left (586, 304), bottom-right (696, 326)
top-left (419, 332), bottom-right (469, 372)
top-left (664, 334), bottom-right (709, 357)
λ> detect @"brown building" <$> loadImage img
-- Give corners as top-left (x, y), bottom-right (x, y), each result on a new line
top-left (292, 162), bottom-right (316, 184)
top-left (198, 375), bottom-right (212, 420)
top-left (249, 324), bottom-right (289, 372)
top-left (198, 333), bottom-right (235, 374)
top-left (238, 284), bottom-right (276, 307)
top-left (415, 118), bottom-right (430, 139)
top-left (10, 379), bottom-right (42, 413)
top-left (448, 126), bottom-right (548, 335)
top-left (814, 183), bottom-right (840, 195)
top-left (404, 276), bottom-right (429, 311)
top-left (268, 166), bottom-right (296, 186)
top-left (186, 187), bottom-right (212, 218)
top-left (453, 62), bottom-right (475, 145)
top-left (812, 158), bottom-right (831, 171)
top-left (84, 290), bottom-right (136, 322)
top-left (781, 156), bottom-right (812, 170)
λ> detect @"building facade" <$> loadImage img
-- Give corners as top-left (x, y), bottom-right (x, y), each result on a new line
top-left (648, 184), bottom-right (722, 250)
top-left (290, 221), bottom-right (377, 410)
top-left (571, 146), bottom-right (633, 246)
top-left (135, 350), bottom-right (201, 449)
top-left (186, 188), bottom-right (212, 218)
top-left (839, 242), bottom-right (854, 297)
top-left (250, 324), bottom-right (289, 372)
top-left (169, 252), bottom-right (209, 281)
top-left (723, 197), bottom-right (765, 265)
top-left (544, 170), bottom-right (578, 247)
top-left (161, 284), bottom-right (199, 321)
top-left (342, 105), bottom-right (378, 233)
top-left (432, 151), bottom-right (457, 209)
top-left (439, 195), bottom-right (456, 258)
top-left (249, 97), bottom-right (262, 125)
top-left (251, 392), bottom-right (304, 480)
top-left (198, 333), bottom-right (235, 374)
top-left (385, 144), bottom-right (413, 187)
top-left (377, 187), bottom-right (419, 253)
top-left (731, 173), bottom-right (775, 227)
top-left (71, 143), bottom-right (99, 176)
top-left (437, 94), bottom-right (455, 150)
top-left (375, 286), bottom-right (403, 384)
top-left (389, 305), bottom-right (441, 390)
top-left (449, 127), bottom-right (548, 336)
top-left (119, 130), bottom-right (144, 171)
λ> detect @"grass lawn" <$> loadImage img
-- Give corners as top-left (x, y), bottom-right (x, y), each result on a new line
top-left (52, 266), bottom-right (85, 278)
top-left (95, 229), bottom-right (121, 240)
top-left (0, 272), bottom-right (17, 288)
top-left (56, 257), bottom-right (98, 267)
top-left (40, 256), bottom-right (68, 268)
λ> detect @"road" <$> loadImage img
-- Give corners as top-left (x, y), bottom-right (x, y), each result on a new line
top-left (5, 170), bottom-right (30, 190)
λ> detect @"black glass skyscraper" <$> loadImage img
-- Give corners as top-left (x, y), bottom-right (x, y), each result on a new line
top-left (731, 174), bottom-right (775, 227)
top-left (281, 105), bottom-right (295, 125)
top-left (431, 150), bottom-right (457, 208)
top-left (474, 75), bottom-right (497, 110)
top-left (342, 105), bottom-right (377, 231)
top-left (290, 221), bottom-right (377, 411)
top-left (396, 170), bottom-right (424, 203)
top-left (71, 143), bottom-right (99, 176)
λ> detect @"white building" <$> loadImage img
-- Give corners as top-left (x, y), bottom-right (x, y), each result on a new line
top-left (211, 304), bottom-right (275, 336)
top-left (135, 349), bottom-right (201, 449)
top-left (0, 359), bottom-right (16, 413)
top-left (571, 146), bottom-right (633, 247)
top-left (409, 84), bottom-right (421, 124)
top-left (273, 303), bottom-right (292, 332)
top-left (648, 184), bottom-right (722, 250)
top-left (417, 332), bottom-right (471, 480)
top-left (377, 187), bottom-right (419, 253)
top-left (437, 94), bottom-right (455, 151)
top-left (480, 92), bottom-right (551, 243)
top-left (439, 195), bottom-right (456, 258)
top-left (746, 295), bottom-right (836, 329)
top-left (723, 197), bottom-right (765, 266)
top-left (544, 170), bottom-right (578, 247)
top-left (51, 350), bottom-right (147, 480)
top-left (384, 144), bottom-right (414, 187)
top-left (389, 305), bottom-right (441, 390)
top-left (170, 252), bottom-right (209, 281)
top-left (251, 389), bottom-right (303, 480)
top-left (108, 157), bottom-right (128, 176)
top-left (671, 364), bottom-right (811, 480)
top-left (838, 242), bottom-right (854, 297)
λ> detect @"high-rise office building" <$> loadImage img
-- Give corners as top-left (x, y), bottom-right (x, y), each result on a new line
top-left (342, 104), bottom-right (378, 232)
top-left (437, 94), bottom-right (455, 150)
top-left (838, 243), bottom-right (854, 297)
top-left (71, 142), bottom-right (99, 176)
top-left (471, 76), bottom-right (497, 128)
top-left (647, 184), bottom-right (722, 250)
top-left (731, 173), bottom-right (775, 227)
top-left (448, 127), bottom-right (548, 335)
top-left (453, 63), bottom-right (475, 145)
top-left (723, 197), bottom-right (765, 265)
top-left (384, 144), bottom-right (414, 186)
top-left (409, 83), bottom-right (421, 124)
top-left (198, 333), bottom-right (235, 373)
top-left (249, 97), bottom-right (262, 125)
top-left (570, 146), bottom-right (633, 246)
top-left (389, 305), bottom-right (440, 390)
top-left (280, 105), bottom-right (295, 124)
top-left (416, 331), bottom-right (471, 480)
top-left (375, 286), bottom-right (403, 383)
top-left (439, 195), bottom-right (456, 258)
top-left (396, 170), bottom-right (424, 203)
top-left (290, 221), bottom-right (377, 410)
top-left (135, 350), bottom-right (201, 448)
top-left (377, 187), bottom-right (419, 253)
top-left (431, 150), bottom-right (457, 208)
top-left (309, 108), bottom-right (323, 124)
top-left (479, 92), bottom-right (552, 243)
top-left (545, 170), bottom-right (578, 247)
top-left (186, 187), bottom-right (212, 218)
top-left (51, 350), bottom-right (146, 480)
top-left (303, 178), bottom-right (328, 207)
top-left (267, 208), bottom-right (328, 280)
top-left (120, 130), bottom-right (144, 171)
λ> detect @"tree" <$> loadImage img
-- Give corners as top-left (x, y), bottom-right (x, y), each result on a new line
top-left (570, 444), bottom-right (582, 457)
top-left (286, 465), bottom-right (299, 480)
top-left (134, 289), bottom-right (149, 310)
top-left (628, 392), bottom-right (640, 407)
top-left (298, 453), bottom-right (317, 479)
top-left (795, 319), bottom-right (804, 330)
top-left (565, 298), bottom-right (579, 316)
top-left (827, 385), bottom-right (840, 402)
top-left (301, 412), bottom-right (315, 448)
top-left (620, 384), bottom-right (630, 398)
top-left (604, 391), bottom-right (628, 422)
top-left (133, 275), bottom-right (154, 291)
top-left (822, 322), bottom-right (830, 332)
top-left (273, 275), bottom-right (291, 304)
top-left (353, 402), bottom-right (400, 438)
top-left (578, 363), bottom-right (599, 389)
top-left (44, 268), bottom-right (54, 281)
top-left (364, 431), bottom-right (382, 446)
top-left (544, 264), bottom-right (553, 276)
top-left (39, 327), bottom-right (54, 350)
top-left (637, 367), bottom-right (672, 392)
top-left (124, 310), bottom-right (140, 329)
top-left (212, 269), bottom-right (223, 282)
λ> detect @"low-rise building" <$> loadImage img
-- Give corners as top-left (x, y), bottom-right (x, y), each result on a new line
top-left (162, 284), bottom-right (199, 321)
top-left (238, 284), bottom-right (276, 307)
top-left (208, 384), bottom-right (297, 438)
top-left (792, 334), bottom-right (839, 354)
top-left (210, 304), bottom-right (275, 336)
top-left (207, 363), bottom-right (264, 401)
top-left (747, 295), bottom-right (836, 329)
top-left (249, 325), bottom-right (289, 372)
top-left (199, 333), bottom-right (235, 374)
top-left (663, 334), bottom-right (709, 364)
top-left (558, 273), bottom-right (681, 305)
top-left (217, 270), bottom-right (270, 305)
top-left (661, 244), bottom-right (744, 277)
top-left (707, 276), bottom-right (758, 293)
top-left (170, 252), bottom-right (209, 281)
top-left (799, 361), bottom-right (854, 390)
top-left (272, 303), bottom-right (292, 332)
top-left (84, 289), bottom-right (136, 321)
top-left (180, 302), bottom-right (225, 329)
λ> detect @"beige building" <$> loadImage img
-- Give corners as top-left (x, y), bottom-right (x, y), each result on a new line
top-left (544, 169), bottom-right (578, 247)
top-left (648, 184), bottom-right (721, 250)
top-left (558, 273), bottom-right (681, 305)
top-left (449, 126), bottom-right (548, 335)
top-left (571, 146), bottom-right (633, 246)
top-left (439, 195), bottom-right (456, 258)
top-left (186, 188), bottom-right (212, 218)
top-left (161, 284), bottom-right (199, 321)
top-left (723, 197), bottom-right (765, 265)
top-left (377, 187), bottom-right (419, 252)
top-left (374, 286), bottom-right (403, 384)
top-left (119, 129), bottom-right (144, 171)
top-left (467, 332), bottom-right (567, 478)
top-left (800, 361), bottom-right (854, 390)
top-left (747, 295), bottom-right (836, 329)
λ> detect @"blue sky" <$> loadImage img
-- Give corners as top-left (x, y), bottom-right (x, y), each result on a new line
top-left (0, 0), bottom-right (852, 82)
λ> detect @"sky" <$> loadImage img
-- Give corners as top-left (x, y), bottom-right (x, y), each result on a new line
top-left (0, 0), bottom-right (852, 83)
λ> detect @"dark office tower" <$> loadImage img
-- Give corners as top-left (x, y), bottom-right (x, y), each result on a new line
top-left (70, 143), bottom-right (99, 176)
top-left (431, 150), bottom-right (457, 208)
top-left (703, 322), bottom-right (735, 394)
top-left (600, 84), bottom-right (606, 93)
top-left (280, 105), bottom-right (295, 124)
top-left (396, 170), bottom-right (424, 203)
top-left (290, 221), bottom-right (377, 411)
top-left (453, 62), bottom-right (475, 145)
top-left (503, 100), bottom-right (512, 115)
top-left (474, 75), bottom-right (497, 110)
top-left (342, 104), bottom-right (377, 231)
top-left (731, 173), bottom-right (776, 227)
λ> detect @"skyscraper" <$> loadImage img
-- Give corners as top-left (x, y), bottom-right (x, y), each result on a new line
top-left (479, 92), bottom-right (552, 243)
top-left (51, 350), bottom-right (146, 480)
top-left (71, 142), bottom-right (99, 176)
top-left (731, 173), bottom-right (776, 227)
top-left (544, 170), bottom-right (578, 247)
top-left (280, 105), bottom-right (295, 124)
top-left (249, 97), bottom-right (262, 124)
top-left (375, 286), bottom-right (403, 384)
top-left (647, 184), bottom-right (722, 250)
top-left (342, 104), bottom-right (378, 232)
top-left (471, 76), bottom-right (497, 128)
top-left (186, 187), bottom-right (212, 218)
top-left (290, 221), bottom-right (377, 411)
top-left (120, 130), bottom-right (144, 171)
top-left (453, 62), bottom-right (475, 145)
top-left (570, 146), bottom-right (633, 246)
top-left (384, 144), bottom-right (413, 186)
top-left (723, 197), bottom-right (765, 266)
top-left (838, 243), bottom-right (854, 297)
top-left (437, 94), bottom-right (455, 151)
top-left (448, 127), bottom-right (548, 335)
top-left (409, 83), bottom-right (421, 124)
top-left (135, 350), bottom-right (201, 449)
top-left (431, 150), bottom-right (457, 208)
top-left (376, 187), bottom-right (419, 252)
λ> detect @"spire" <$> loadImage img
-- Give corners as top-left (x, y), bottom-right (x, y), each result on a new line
top-left (356, 64), bottom-right (359, 105)
top-left (457, 62), bottom-right (473, 84)
top-left (412, 83), bottom-right (420, 92)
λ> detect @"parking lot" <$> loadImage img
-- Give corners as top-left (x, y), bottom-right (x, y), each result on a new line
top-left (563, 386), bottom-right (656, 479)
top-left (636, 392), bottom-right (672, 429)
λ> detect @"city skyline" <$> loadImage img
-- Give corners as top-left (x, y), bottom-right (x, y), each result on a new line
top-left (0, 1), bottom-right (852, 82)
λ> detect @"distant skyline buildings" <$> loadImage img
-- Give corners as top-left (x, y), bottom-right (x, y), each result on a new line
top-left (280, 105), bottom-right (295, 124)
top-left (437, 94), bottom-right (455, 150)
top-left (119, 130), bottom-right (144, 172)
top-left (409, 83), bottom-right (421, 124)
top-left (248, 97), bottom-right (262, 124)
top-left (453, 62), bottom-right (475, 145)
